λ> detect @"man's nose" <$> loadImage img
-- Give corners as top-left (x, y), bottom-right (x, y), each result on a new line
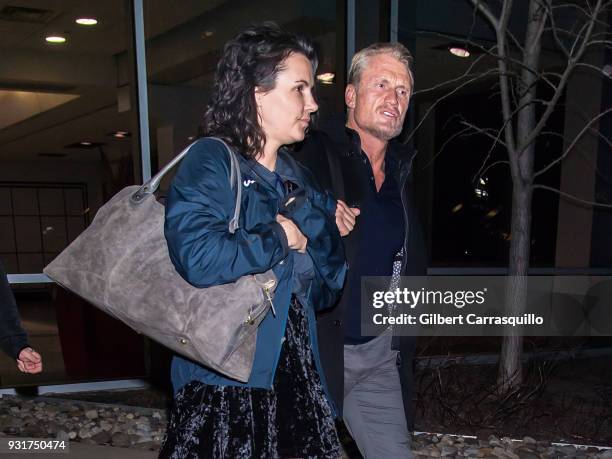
top-left (385, 89), bottom-right (399, 106)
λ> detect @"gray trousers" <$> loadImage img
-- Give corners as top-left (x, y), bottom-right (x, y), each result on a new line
top-left (343, 330), bottom-right (413, 459)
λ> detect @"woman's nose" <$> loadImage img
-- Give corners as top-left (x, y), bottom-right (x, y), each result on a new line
top-left (305, 93), bottom-right (318, 114)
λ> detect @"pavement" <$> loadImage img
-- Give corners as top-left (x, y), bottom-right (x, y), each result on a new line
top-left (0, 441), bottom-right (158, 458)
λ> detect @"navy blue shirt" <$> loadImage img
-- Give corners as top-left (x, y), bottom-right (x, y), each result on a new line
top-left (344, 151), bottom-right (405, 344)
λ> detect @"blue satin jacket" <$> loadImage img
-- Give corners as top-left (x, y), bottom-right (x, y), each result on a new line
top-left (164, 138), bottom-right (346, 410)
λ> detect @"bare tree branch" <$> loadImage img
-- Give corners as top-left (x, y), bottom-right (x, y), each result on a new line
top-left (484, 0), bottom-right (518, 159)
top-left (545, 0), bottom-right (571, 58)
top-left (534, 184), bottom-right (612, 208)
top-left (412, 51), bottom-right (495, 97)
top-left (458, 120), bottom-right (507, 145)
top-left (536, 130), bottom-right (612, 184)
top-left (534, 107), bottom-right (612, 177)
top-left (518, 0), bottom-right (605, 157)
top-left (470, 0), bottom-right (500, 30)
top-left (574, 62), bottom-right (612, 79)
top-left (421, 124), bottom-right (475, 170)
top-left (417, 30), bottom-right (561, 91)
top-left (405, 69), bottom-right (499, 144)
top-left (479, 160), bottom-right (511, 178)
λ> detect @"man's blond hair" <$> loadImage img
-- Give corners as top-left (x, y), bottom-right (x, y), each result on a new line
top-left (348, 42), bottom-right (414, 87)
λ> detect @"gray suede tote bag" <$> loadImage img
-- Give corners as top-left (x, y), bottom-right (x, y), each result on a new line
top-left (44, 138), bottom-right (277, 383)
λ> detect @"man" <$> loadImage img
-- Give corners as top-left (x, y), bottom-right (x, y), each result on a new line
top-left (294, 42), bottom-right (427, 458)
top-left (1, 260), bottom-right (43, 374)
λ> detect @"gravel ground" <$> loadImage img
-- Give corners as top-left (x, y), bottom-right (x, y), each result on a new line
top-left (1, 394), bottom-right (611, 457)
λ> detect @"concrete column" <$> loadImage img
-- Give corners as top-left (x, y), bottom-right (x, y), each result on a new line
top-left (554, 45), bottom-right (606, 268)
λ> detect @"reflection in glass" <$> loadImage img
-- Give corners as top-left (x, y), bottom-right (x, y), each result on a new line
top-left (0, 1), bottom-right (145, 385)
top-left (143, 0), bottom-right (340, 184)
top-left (0, 1), bottom-right (140, 274)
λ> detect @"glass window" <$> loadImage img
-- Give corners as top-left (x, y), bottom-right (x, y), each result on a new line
top-left (397, 2), bottom-right (564, 267)
top-left (0, 1), bottom-right (141, 274)
top-left (143, 0), bottom-right (342, 186)
top-left (0, 1), bottom-right (145, 386)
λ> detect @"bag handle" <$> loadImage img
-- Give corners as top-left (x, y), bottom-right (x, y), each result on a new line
top-left (130, 137), bottom-right (242, 233)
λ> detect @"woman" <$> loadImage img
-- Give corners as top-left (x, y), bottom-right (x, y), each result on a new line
top-left (160, 23), bottom-right (346, 458)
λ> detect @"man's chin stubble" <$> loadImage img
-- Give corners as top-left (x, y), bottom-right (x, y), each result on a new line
top-left (364, 125), bottom-right (402, 142)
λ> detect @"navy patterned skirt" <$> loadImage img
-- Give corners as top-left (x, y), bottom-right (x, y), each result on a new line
top-left (159, 298), bottom-right (341, 458)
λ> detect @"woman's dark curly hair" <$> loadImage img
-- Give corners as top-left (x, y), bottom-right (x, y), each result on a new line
top-left (201, 22), bottom-right (318, 159)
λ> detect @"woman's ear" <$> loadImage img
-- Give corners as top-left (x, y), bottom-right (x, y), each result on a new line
top-left (254, 88), bottom-right (264, 126)
top-left (254, 87), bottom-right (264, 106)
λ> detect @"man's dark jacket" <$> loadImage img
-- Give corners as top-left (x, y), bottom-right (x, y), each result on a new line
top-left (293, 116), bottom-right (428, 426)
top-left (0, 261), bottom-right (29, 360)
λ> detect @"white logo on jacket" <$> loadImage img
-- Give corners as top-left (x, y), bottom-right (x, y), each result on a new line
top-left (243, 179), bottom-right (256, 187)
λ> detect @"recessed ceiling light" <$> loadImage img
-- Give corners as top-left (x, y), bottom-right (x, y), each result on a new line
top-left (449, 47), bottom-right (470, 58)
top-left (45, 35), bottom-right (66, 44)
top-left (316, 72), bottom-right (335, 84)
top-left (76, 18), bottom-right (98, 26)
top-left (80, 141), bottom-right (92, 146)
top-left (108, 130), bottom-right (131, 139)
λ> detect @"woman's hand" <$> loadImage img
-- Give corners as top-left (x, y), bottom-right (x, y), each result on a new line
top-left (335, 200), bottom-right (360, 236)
top-left (17, 347), bottom-right (42, 374)
top-left (276, 215), bottom-right (307, 253)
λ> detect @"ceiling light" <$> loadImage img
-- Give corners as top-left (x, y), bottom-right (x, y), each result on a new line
top-left (76, 18), bottom-right (98, 26)
top-left (80, 141), bottom-right (92, 146)
top-left (108, 130), bottom-right (131, 139)
top-left (449, 47), bottom-right (470, 58)
top-left (45, 35), bottom-right (66, 44)
top-left (316, 72), bottom-right (335, 84)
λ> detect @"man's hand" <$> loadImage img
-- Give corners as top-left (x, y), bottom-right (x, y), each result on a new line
top-left (276, 215), bottom-right (307, 253)
top-left (17, 347), bottom-right (42, 374)
top-left (336, 200), bottom-right (360, 236)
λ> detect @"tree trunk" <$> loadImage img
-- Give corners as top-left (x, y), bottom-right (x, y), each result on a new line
top-left (497, 180), bottom-right (533, 392)
top-left (495, 0), bottom-right (544, 392)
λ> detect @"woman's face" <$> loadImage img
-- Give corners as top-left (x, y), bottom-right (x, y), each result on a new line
top-left (255, 52), bottom-right (318, 151)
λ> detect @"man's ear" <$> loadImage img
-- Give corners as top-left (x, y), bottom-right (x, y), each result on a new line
top-left (345, 84), bottom-right (356, 109)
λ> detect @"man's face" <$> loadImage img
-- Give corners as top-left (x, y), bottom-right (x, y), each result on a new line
top-left (346, 53), bottom-right (412, 141)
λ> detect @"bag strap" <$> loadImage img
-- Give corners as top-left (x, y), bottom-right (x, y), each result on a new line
top-left (130, 137), bottom-right (242, 233)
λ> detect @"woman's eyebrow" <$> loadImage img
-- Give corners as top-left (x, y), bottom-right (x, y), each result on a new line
top-left (294, 79), bottom-right (314, 87)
